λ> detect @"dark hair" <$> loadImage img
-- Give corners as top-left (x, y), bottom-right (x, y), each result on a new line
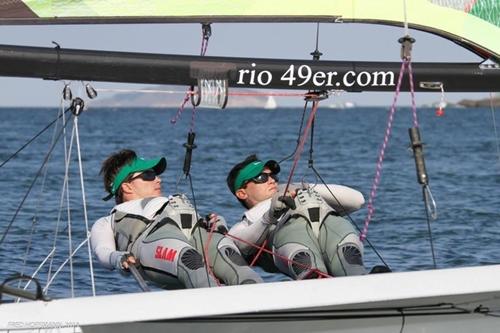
top-left (227, 154), bottom-right (259, 208)
top-left (100, 149), bottom-right (137, 204)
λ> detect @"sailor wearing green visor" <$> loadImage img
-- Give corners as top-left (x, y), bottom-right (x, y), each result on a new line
top-left (91, 149), bottom-right (262, 290)
top-left (227, 154), bottom-right (367, 279)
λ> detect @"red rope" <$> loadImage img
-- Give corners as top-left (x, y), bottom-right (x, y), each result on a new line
top-left (360, 57), bottom-right (420, 242)
top-left (249, 239), bottom-right (267, 267)
top-left (202, 220), bottom-right (221, 286)
top-left (283, 101), bottom-right (320, 195)
top-left (170, 92), bottom-right (191, 124)
top-left (224, 231), bottom-right (331, 279)
top-left (228, 91), bottom-right (317, 97)
top-left (181, 90), bottom-right (320, 98)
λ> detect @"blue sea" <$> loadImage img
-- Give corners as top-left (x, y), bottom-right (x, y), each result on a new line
top-left (0, 106), bottom-right (499, 299)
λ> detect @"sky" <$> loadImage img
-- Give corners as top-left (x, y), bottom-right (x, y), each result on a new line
top-left (0, 22), bottom-right (493, 107)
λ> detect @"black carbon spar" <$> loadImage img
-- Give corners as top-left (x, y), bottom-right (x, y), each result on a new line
top-left (0, 44), bottom-right (498, 92)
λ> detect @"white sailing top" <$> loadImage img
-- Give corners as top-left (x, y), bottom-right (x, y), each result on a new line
top-left (229, 184), bottom-right (365, 255)
top-left (90, 196), bottom-right (170, 269)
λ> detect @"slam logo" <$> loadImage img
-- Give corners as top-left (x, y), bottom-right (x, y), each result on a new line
top-left (155, 246), bottom-right (177, 262)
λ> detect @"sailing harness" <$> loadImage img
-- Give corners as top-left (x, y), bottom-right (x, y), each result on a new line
top-left (113, 196), bottom-right (198, 252)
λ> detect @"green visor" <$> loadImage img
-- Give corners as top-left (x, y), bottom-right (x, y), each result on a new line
top-left (106, 156), bottom-right (167, 200)
top-left (234, 159), bottom-right (280, 193)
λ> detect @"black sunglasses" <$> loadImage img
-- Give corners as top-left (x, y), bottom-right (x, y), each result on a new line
top-left (127, 169), bottom-right (157, 182)
top-left (245, 172), bottom-right (279, 186)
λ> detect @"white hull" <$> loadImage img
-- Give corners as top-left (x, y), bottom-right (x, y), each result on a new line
top-left (82, 314), bottom-right (497, 333)
top-left (2, 265), bottom-right (500, 332)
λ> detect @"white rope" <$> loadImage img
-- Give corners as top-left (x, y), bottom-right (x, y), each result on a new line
top-left (424, 185), bottom-right (438, 220)
top-left (490, 92), bottom-right (500, 169)
top-left (95, 88), bottom-right (187, 94)
top-left (46, 115), bottom-right (75, 291)
top-left (44, 238), bottom-right (88, 293)
top-left (403, 0), bottom-right (409, 36)
top-left (63, 108), bottom-right (75, 297)
top-left (439, 83), bottom-right (446, 108)
top-left (18, 103), bottom-right (63, 288)
top-left (96, 87), bottom-right (318, 98)
top-left (74, 116), bottom-right (96, 296)
top-left (20, 248), bottom-right (56, 293)
top-left (15, 248), bottom-right (57, 302)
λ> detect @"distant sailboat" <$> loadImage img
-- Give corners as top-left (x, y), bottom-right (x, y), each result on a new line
top-left (264, 96), bottom-right (277, 109)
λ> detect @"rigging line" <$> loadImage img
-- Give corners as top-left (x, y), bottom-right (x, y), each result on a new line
top-left (305, 114), bottom-right (318, 184)
top-left (489, 92), bottom-right (500, 169)
top-left (187, 24), bottom-right (211, 132)
top-left (360, 60), bottom-right (408, 242)
top-left (190, 102), bottom-right (197, 134)
top-left (96, 88), bottom-right (314, 98)
top-left (279, 101), bottom-right (309, 164)
top-left (281, 23), bottom-right (323, 175)
top-left (170, 89), bottom-right (191, 125)
top-left (407, 54), bottom-right (438, 264)
top-left (19, 105), bottom-right (64, 289)
top-left (0, 113), bottom-right (74, 248)
top-left (284, 101), bottom-right (320, 196)
top-left (44, 237), bottom-right (88, 293)
top-left (62, 98), bottom-right (74, 297)
top-left (74, 116), bottom-right (96, 296)
top-left (18, 220), bottom-right (38, 289)
top-left (18, 248), bottom-right (56, 298)
top-left (309, 166), bottom-right (391, 269)
top-left (230, 92), bottom-right (315, 97)
top-left (188, 173), bottom-right (220, 286)
top-left (402, 0), bottom-right (409, 36)
top-left (305, 118), bottom-right (390, 267)
top-left (407, 62), bottom-right (419, 128)
top-left (423, 186), bottom-right (438, 269)
top-left (0, 106), bottom-right (72, 169)
top-left (47, 115), bottom-right (75, 289)
top-left (96, 88), bottom-right (186, 94)
top-left (424, 184), bottom-right (437, 220)
top-left (315, 23), bottom-right (320, 53)
top-left (201, 23), bottom-right (211, 57)
top-left (203, 216), bottom-right (224, 283)
top-left (171, 24), bottom-right (208, 126)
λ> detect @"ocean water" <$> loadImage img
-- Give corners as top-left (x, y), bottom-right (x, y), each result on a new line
top-left (0, 106), bottom-right (499, 298)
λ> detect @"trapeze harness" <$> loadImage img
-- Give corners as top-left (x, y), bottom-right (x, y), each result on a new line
top-left (111, 195), bottom-right (216, 289)
top-left (112, 195), bottom-right (261, 289)
top-left (113, 195), bottom-right (195, 252)
top-left (242, 186), bottom-right (365, 279)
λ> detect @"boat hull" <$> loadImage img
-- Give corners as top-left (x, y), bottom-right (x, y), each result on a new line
top-left (2, 265), bottom-right (500, 332)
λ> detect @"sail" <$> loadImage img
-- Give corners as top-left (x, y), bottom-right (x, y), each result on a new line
top-left (0, 0), bottom-right (498, 61)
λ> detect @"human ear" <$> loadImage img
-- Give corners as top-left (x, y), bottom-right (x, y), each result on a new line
top-left (235, 188), bottom-right (248, 200)
top-left (121, 182), bottom-right (134, 195)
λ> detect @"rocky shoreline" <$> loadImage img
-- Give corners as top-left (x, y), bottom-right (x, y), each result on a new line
top-left (458, 96), bottom-right (500, 107)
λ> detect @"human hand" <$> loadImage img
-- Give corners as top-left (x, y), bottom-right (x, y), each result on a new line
top-left (278, 182), bottom-right (309, 197)
top-left (203, 213), bottom-right (228, 234)
top-left (120, 253), bottom-right (136, 270)
top-left (266, 191), bottom-right (297, 223)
